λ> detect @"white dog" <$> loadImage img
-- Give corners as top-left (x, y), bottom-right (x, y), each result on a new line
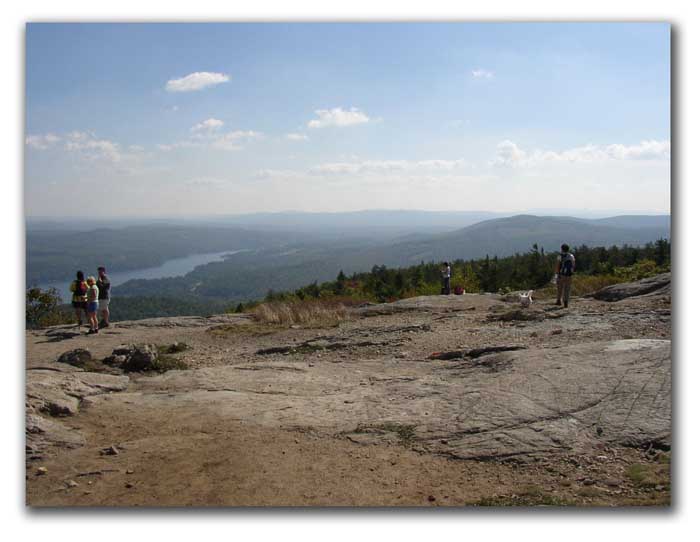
top-left (519, 290), bottom-right (534, 307)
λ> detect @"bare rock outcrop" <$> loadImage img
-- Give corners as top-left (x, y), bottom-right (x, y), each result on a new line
top-left (94, 338), bottom-right (670, 462)
top-left (588, 273), bottom-right (671, 302)
top-left (26, 366), bottom-right (129, 454)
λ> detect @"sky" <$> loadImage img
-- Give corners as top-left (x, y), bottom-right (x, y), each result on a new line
top-left (24, 22), bottom-right (671, 218)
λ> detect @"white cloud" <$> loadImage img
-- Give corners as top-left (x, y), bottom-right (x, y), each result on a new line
top-left (25, 133), bottom-right (61, 150)
top-left (191, 118), bottom-right (224, 133)
top-left (165, 72), bottom-right (230, 92)
top-left (210, 130), bottom-right (263, 151)
top-left (493, 139), bottom-right (671, 168)
top-left (604, 140), bottom-right (671, 160)
top-left (26, 130), bottom-right (154, 169)
top-left (158, 127), bottom-right (262, 152)
top-left (286, 133), bottom-right (309, 141)
top-left (492, 140), bottom-right (527, 167)
top-left (63, 132), bottom-right (122, 162)
top-left (472, 69), bottom-right (494, 79)
top-left (307, 107), bottom-right (372, 129)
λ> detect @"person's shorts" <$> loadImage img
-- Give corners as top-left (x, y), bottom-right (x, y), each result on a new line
top-left (72, 300), bottom-right (87, 310)
top-left (87, 301), bottom-right (99, 314)
top-left (98, 298), bottom-right (110, 310)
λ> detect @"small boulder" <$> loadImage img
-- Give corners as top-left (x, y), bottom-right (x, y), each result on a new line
top-left (57, 348), bottom-right (92, 368)
top-left (102, 354), bottom-right (127, 367)
top-left (119, 344), bottom-right (160, 372)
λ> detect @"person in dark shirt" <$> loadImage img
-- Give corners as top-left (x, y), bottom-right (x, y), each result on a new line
top-left (554, 244), bottom-right (576, 308)
top-left (69, 270), bottom-right (88, 330)
top-left (96, 266), bottom-right (111, 328)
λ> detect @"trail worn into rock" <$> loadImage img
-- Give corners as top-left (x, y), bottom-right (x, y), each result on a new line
top-left (25, 276), bottom-right (672, 506)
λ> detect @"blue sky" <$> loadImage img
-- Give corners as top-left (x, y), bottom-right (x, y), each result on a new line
top-left (25, 23), bottom-right (670, 217)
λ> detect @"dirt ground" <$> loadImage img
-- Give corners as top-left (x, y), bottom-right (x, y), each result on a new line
top-left (25, 290), bottom-right (671, 507)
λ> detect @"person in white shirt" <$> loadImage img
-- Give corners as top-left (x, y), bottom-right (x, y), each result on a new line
top-left (441, 262), bottom-right (451, 295)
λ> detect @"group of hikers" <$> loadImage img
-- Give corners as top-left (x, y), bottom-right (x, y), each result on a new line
top-left (440, 243), bottom-right (577, 308)
top-left (69, 266), bottom-right (111, 334)
top-left (66, 245), bottom-right (576, 333)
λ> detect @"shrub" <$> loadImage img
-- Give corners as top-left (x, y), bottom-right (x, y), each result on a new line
top-left (614, 259), bottom-right (669, 282)
top-left (26, 287), bottom-right (74, 329)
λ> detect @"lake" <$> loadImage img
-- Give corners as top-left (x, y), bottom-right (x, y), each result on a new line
top-left (39, 250), bottom-right (245, 302)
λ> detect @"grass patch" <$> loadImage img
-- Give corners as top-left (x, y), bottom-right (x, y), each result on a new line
top-left (353, 422), bottom-right (417, 447)
top-left (577, 486), bottom-right (603, 499)
top-left (149, 355), bottom-right (188, 373)
top-left (252, 299), bottom-right (351, 328)
top-left (536, 274), bottom-right (627, 299)
top-left (474, 490), bottom-right (574, 507)
top-left (141, 342), bottom-right (190, 373)
top-left (625, 463), bottom-right (667, 488)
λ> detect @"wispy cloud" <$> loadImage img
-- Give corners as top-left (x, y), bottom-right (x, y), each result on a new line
top-left (307, 107), bottom-right (373, 129)
top-left (165, 72), bottom-right (230, 92)
top-left (492, 139), bottom-right (671, 167)
top-left (184, 177), bottom-right (231, 188)
top-left (191, 118), bottom-right (224, 133)
top-left (471, 69), bottom-right (494, 79)
top-left (210, 130), bottom-right (263, 151)
top-left (27, 130), bottom-right (152, 170)
top-left (308, 159), bottom-right (466, 175)
top-left (63, 131), bottom-right (122, 162)
top-left (159, 128), bottom-right (262, 152)
top-left (25, 133), bottom-right (61, 150)
top-left (285, 133), bottom-right (309, 141)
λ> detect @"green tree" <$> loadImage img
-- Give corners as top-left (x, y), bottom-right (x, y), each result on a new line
top-left (26, 287), bottom-right (72, 329)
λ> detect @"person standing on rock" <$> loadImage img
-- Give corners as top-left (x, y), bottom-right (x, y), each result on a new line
top-left (97, 266), bottom-right (111, 328)
top-left (69, 271), bottom-right (88, 330)
top-left (555, 244), bottom-right (576, 308)
top-left (85, 276), bottom-right (100, 334)
top-left (441, 262), bottom-right (451, 295)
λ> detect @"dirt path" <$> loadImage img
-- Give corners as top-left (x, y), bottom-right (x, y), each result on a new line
top-left (26, 290), bottom-right (671, 507)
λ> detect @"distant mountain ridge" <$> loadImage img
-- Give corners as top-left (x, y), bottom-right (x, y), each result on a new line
top-left (343, 214), bottom-right (671, 269)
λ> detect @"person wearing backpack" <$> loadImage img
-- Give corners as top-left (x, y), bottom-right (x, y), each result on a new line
top-left (69, 270), bottom-right (88, 329)
top-left (555, 244), bottom-right (576, 308)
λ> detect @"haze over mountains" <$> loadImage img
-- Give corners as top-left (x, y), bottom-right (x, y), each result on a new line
top-left (350, 214), bottom-right (672, 269)
top-left (26, 211), bottom-right (671, 312)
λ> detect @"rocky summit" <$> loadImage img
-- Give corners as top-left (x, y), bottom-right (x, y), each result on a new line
top-left (25, 274), bottom-right (672, 507)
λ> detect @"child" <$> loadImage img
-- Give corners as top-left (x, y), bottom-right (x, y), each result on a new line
top-left (85, 276), bottom-right (100, 334)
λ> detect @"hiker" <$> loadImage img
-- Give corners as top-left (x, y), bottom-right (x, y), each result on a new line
top-left (441, 261), bottom-right (451, 295)
top-left (555, 244), bottom-right (576, 308)
top-left (85, 276), bottom-right (100, 334)
top-left (69, 271), bottom-right (88, 329)
top-left (97, 266), bottom-right (111, 328)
